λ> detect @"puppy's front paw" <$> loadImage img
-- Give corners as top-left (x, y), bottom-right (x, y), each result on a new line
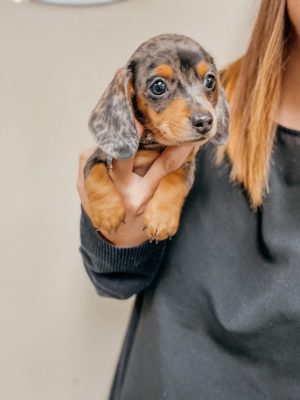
top-left (90, 196), bottom-right (126, 234)
top-left (85, 163), bottom-right (126, 234)
top-left (143, 200), bottom-right (181, 241)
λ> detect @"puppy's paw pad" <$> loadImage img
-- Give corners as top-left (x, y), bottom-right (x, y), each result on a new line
top-left (143, 203), bottom-right (180, 241)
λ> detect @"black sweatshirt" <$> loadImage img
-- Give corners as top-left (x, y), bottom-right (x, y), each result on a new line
top-left (79, 125), bottom-right (300, 400)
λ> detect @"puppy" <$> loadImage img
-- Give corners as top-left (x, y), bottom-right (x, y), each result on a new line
top-left (84, 34), bottom-right (229, 241)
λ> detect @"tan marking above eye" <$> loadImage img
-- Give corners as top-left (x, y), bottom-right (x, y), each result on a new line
top-left (196, 61), bottom-right (209, 78)
top-left (155, 64), bottom-right (174, 79)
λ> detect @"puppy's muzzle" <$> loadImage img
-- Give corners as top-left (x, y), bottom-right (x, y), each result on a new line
top-left (190, 112), bottom-right (213, 135)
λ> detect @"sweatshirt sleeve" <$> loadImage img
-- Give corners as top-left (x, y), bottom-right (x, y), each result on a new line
top-left (79, 207), bottom-right (167, 299)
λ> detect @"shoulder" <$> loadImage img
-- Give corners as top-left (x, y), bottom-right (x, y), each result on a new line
top-left (194, 143), bottom-right (231, 188)
top-left (186, 142), bottom-right (248, 213)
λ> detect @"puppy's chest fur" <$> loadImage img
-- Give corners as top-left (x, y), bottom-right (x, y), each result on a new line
top-left (133, 149), bottom-right (161, 177)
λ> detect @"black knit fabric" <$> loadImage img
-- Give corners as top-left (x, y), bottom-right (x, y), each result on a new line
top-left (79, 125), bottom-right (300, 400)
top-left (80, 207), bottom-right (166, 299)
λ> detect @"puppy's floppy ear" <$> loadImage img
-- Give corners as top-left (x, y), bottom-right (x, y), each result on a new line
top-left (88, 67), bottom-right (138, 159)
top-left (211, 83), bottom-right (230, 145)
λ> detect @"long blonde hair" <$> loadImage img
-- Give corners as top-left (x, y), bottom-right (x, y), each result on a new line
top-left (217, 0), bottom-right (292, 207)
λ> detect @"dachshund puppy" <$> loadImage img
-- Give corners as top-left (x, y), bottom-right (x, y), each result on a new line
top-left (84, 34), bottom-right (229, 241)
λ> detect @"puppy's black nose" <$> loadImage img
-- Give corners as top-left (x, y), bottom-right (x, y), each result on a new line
top-left (191, 113), bottom-right (213, 134)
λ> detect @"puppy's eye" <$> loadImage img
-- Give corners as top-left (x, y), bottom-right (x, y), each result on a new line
top-left (150, 79), bottom-right (167, 96)
top-left (204, 74), bottom-right (216, 91)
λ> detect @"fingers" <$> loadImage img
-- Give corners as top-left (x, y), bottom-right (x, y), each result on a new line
top-left (77, 146), bottom-right (98, 188)
top-left (111, 158), bottom-right (135, 181)
top-left (191, 142), bottom-right (201, 157)
top-left (142, 144), bottom-right (199, 192)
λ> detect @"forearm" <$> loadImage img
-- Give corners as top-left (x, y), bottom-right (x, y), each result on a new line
top-left (79, 207), bottom-right (167, 299)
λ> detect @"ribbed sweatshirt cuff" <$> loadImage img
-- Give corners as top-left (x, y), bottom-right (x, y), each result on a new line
top-left (79, 206), bottom-right (166, 274)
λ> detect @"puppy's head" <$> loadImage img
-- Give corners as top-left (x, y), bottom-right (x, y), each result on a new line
top-left (89, 34), bottom-right (229, 159)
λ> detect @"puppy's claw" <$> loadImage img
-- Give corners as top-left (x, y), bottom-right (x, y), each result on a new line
top-left (142, 225), bottom-right (147, 231)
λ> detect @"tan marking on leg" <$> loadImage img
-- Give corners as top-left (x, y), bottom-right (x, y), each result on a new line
top-left (85, 164), bottom-right (125, 233)
top-left (143, 166), bottom-right (191, 241)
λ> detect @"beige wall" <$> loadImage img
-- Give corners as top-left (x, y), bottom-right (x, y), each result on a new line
top-left (0, 0), bottom-right (259, 399)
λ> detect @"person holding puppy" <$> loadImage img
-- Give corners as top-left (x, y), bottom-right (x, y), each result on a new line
top-left (78, 0), bottom-right (300, 398)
